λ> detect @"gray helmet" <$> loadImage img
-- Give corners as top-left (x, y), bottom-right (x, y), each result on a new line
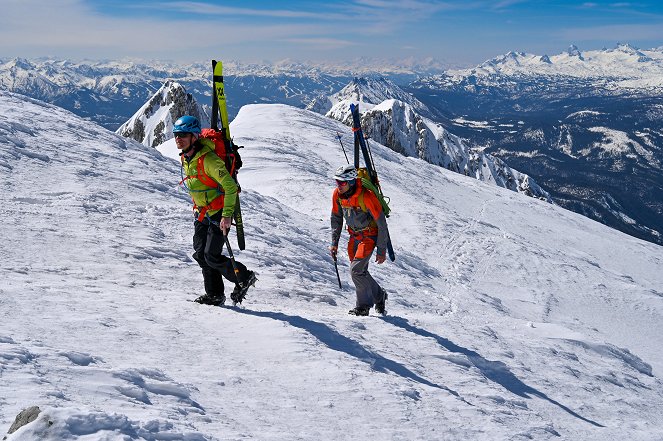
top-left (334, 164), bottom-right (358, 181)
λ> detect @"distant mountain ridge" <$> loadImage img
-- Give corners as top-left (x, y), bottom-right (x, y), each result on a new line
top-left (420, 43), bottom-right (663, 92)
top-left (317, 76), bottom-right (430, 117)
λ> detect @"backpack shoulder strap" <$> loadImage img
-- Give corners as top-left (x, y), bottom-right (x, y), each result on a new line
top-left (196, 153), bottom-right (218, 188)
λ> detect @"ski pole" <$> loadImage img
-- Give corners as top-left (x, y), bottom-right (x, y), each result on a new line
top-left (332, 252), bottom-right (342, 289)
top-left (336, 132), bottom-right (350, 164)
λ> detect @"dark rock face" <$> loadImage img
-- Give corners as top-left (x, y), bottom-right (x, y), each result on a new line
top-left (6, 406), bottom-right (41, 436)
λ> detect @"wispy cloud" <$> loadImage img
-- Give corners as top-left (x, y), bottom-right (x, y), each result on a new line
top-left (0, 0), bottom-right (346, 61)
top-left (490, 0), bottom-right (529, 9)
top-left (354, 0), bottom-right (453, 10)
top-left (342, 0), bottom-right (477, 36)
top-left (282, 38), bottom-right (358, 50)
top-left (153, 1), bottom-right (340, 20)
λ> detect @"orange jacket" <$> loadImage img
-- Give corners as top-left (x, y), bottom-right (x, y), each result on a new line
top-left (331, 180), bottom-right (389, 256)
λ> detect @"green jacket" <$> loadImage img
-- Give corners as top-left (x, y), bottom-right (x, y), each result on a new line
top-left (182, 138), bottom-right (237, 218)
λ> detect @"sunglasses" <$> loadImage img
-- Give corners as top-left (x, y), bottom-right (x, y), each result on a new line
top-left (336, 180), bottom-right (350, 187)
top-left (174, 132), bottom-right (191, 138)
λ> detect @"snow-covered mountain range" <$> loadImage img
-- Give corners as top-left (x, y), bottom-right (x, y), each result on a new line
top-left (2, 90), bottom-right (663, 440)
top-left (0, 58), bottom-right (203, 129)
top-left (116, 81), bottom-right (210, 148)
top-left (418, 43), bottom-right (663, 92)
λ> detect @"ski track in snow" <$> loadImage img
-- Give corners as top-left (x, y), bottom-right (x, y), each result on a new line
top-left (1, 94), bottom-right (662, 440)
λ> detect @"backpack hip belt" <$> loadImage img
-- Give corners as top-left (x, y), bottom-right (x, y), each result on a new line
top-left (193, 194), bottom-right (225, 222)
top-left (348, 225), bottom-right (378, 237)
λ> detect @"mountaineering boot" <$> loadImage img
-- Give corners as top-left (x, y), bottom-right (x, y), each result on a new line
top-left (348, 306), bottom-right (370, 316)
top-left (231, 271), bottom-right (257, 305)
top-left (375, 287), bottom-right (388, 315)
top-left (194, 293), bottom-right (225, 306)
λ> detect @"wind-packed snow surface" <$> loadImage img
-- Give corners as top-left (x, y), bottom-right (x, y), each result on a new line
top-left (1, 92), bottom-right (663, 440)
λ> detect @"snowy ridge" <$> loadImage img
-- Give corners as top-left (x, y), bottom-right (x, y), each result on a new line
top-left (362, 99), bottom-right (552, 201)
top-left (115, 80), bottom-right (210, 148)
top-left (2, 93), bottom-right (663, 440)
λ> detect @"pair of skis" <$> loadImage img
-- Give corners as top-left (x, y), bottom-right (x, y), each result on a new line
top-left (349, 103), bottom-right (396, 262)
top-left (211, 60), bottom-right (245, 250)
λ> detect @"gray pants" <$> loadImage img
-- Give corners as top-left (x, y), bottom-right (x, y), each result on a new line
top-left (350, 254), bottom-right (382, 308)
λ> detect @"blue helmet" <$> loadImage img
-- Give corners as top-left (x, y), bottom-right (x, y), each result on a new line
top-left (173, 115), bottom-right (201, 135)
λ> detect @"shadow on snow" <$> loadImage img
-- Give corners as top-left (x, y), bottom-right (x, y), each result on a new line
top-left (383, 316), bottom-right (604, 428)
top-left (233, 309), bottom-right (460, 396)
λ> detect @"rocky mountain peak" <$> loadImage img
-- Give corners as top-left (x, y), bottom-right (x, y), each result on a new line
top-left (567, 44), bottom-right (584, 60)
top-left (116, 80), bottom-right (210, 148)
top-left (323, 76), bottom-right (429, 121)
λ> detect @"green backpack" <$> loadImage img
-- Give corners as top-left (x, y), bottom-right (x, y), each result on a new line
top-left (357, 168), bottom-right (391, 218)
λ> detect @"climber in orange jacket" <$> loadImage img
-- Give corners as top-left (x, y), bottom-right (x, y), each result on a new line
top-left (330, 164), bottom-right (389, 316)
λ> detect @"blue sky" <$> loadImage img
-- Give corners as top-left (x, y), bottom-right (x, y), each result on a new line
top-left (2, 0), bottom-right (663, 66)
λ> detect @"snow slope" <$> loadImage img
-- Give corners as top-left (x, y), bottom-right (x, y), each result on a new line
top-left (1, 92), bottom-right (663, 440)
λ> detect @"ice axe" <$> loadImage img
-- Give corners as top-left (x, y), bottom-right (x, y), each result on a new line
top-left (211, 216), bottom-right (244, 300)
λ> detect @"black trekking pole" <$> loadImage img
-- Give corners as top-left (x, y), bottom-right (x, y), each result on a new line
top-left (336, 132), bottom-right (350, 164)
top-left (332, 251), bottom-right (342, 289)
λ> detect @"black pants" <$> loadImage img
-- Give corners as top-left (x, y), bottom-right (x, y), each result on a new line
top-left (192, 212), bottom-right (250, 296)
